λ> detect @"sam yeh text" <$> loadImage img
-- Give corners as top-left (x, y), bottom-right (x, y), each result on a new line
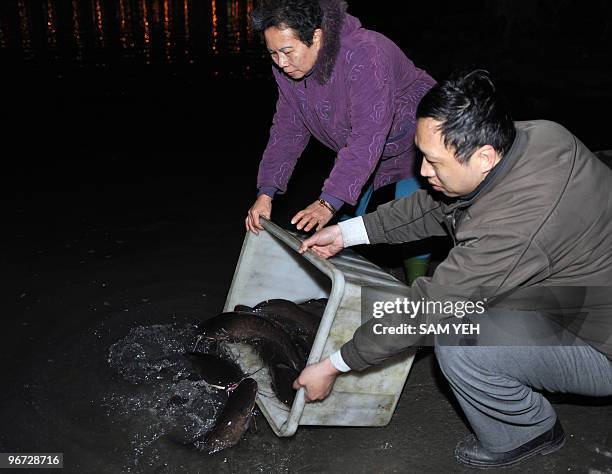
top-left (372, 323), bottom-right (480, 335)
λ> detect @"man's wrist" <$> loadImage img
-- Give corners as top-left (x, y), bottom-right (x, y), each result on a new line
top-left (329, 350), bottom-right (351, 373)
top-left (337, 217), bottom-right (370, 247)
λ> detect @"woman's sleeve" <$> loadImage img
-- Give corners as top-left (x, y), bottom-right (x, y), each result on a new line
top-left (257, 74), bottom-right (311, 195)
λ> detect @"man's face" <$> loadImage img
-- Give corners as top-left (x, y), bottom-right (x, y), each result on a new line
top-left (264, 26), bottom-right (321, 80)
top-left (416, 118), bottom-right (491, 198)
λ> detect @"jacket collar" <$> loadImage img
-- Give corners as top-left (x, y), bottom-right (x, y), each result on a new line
top-left (445, 127), bottom-right (526, 212)
top-left (312, 0), bottom-right (349, 85)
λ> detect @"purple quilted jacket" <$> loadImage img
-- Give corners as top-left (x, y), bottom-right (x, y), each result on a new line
top-left (257, 4), bottom-right (435, 209)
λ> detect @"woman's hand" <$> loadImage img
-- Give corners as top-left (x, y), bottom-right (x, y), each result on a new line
top-left (245, 194), bottom-right (272, 234)
top-left (291, 200), bottom-right (334, 232)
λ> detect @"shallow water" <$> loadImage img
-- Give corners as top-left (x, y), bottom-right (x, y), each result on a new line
top-left (106, 323), bottom-right (227, 453)
top-left (108, 323), bottom-right (204, 384)
top-left (2, 185), bottom-right (611, 473)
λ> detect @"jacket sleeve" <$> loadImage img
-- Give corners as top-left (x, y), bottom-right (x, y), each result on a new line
top-left (322, 45), bottom-right (396, 205)
top-left (362, 190), bottom-right (448, 243)
top-left (340, 225), bottom-right (551, 371)
top-left (257, 72), bottom-right (311, 195)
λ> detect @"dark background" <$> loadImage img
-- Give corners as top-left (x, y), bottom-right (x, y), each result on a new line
top-left (1, 0), bottom-right (611, 191)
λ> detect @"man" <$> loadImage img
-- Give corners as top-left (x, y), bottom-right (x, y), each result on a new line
top-left (293, 70), bottom-right (612, 469)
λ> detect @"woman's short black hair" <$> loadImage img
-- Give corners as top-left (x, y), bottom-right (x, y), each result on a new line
top-left (416, 70), bottom-right (516, 163)
top-left (252, 0), bottom-right (323, 46)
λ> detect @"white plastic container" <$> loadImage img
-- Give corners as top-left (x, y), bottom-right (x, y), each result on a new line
top-left (223, 218), bottom-right (415, 437)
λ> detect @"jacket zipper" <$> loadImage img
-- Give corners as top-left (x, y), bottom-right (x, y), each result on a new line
top-left (445, 208), bottom-right (459, 245)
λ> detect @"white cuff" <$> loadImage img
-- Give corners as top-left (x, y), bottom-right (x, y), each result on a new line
top-left (329, 350), bottom-right (352, 373)
top-left (338, 217), bottom-right (370, 247)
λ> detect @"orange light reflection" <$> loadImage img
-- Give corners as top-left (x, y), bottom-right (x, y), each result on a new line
top-left (93, 0), bottom-right (105, 47)
top-left (246, 0), bottom-right (254, 43)
top-left (211, 0), bottom-right (218, 53)
top-left (71, 0), bottom-right (83, 61)
top-left (229, 0), bottom-right (240, 53)
top-left (45, 0), bottom-right (58, 50)
top-left (163, 0), bottom-right (172, 62)
top-left (183, 0), bottom-right (191, 57)
top-left (152, 0), bottom-right (160, 27)
top-left (140, 0), bottom-right (151, 63)
top-left (118, 0), bottom-right (128, 49)
top-left (17, 0), bottom-right (33, 55)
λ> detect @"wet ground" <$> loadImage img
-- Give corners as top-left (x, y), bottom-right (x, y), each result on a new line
top-left (1, 176), bottom-right (611, 473)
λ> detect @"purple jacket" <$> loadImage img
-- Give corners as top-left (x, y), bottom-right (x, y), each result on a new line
top-left (257, 3), bottom-right (435, 209)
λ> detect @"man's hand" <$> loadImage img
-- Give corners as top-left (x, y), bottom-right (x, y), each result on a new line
top-left (292, 357), bottom-right (340, 402)
top-left (246, 194), bottom-right (272, 235)
top-left (299, 225), bottom-right (344, 259)
top-left (291, 200), bottom-right (334, 232)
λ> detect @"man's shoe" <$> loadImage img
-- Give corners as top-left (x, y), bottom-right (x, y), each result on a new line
top-left (455, 419), bottom-right (566, 469)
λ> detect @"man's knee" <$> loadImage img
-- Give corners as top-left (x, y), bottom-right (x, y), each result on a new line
top-left (434, 342), bottom-right (495, 382)
top-left (434, 342), bottom-right (468, 379)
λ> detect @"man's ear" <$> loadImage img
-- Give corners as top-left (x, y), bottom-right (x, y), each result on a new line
top-left (477, 145), bottom-right (499, 174)
top-left (312, 28), bottom-right (323, 47)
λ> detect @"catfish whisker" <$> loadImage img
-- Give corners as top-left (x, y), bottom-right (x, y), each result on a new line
top-left (245, 365), bottom-right (265, 378)
top-left (192, 335), bottom-right (203, 352)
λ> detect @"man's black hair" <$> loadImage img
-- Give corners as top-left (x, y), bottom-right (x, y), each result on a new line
top-left (416, 70), bottom-right (516, 163)
top-left (252, 0), bottom-right (323, 46)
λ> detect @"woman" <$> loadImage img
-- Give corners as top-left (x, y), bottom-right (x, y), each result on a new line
top-left (245, 0), bottom-right (435, 252)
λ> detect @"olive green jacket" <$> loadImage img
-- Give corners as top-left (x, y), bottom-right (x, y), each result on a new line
top-left (341, 120), bottom-right (612, 370)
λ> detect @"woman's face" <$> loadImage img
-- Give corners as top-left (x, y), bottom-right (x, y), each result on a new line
top-left (264, 26), bottom-right (322, 80)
